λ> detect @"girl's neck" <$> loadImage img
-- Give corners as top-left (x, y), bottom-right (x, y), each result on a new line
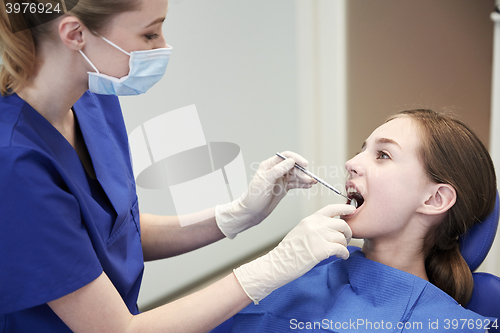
top-left (361, 238), bottom-right (429, 281)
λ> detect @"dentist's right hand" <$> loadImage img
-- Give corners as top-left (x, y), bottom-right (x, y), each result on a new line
top-left (233, 204), bottom-right (356, 304)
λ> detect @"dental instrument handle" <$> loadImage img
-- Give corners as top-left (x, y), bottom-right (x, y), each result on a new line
top-left (275, 152), bottom-right (351, 202)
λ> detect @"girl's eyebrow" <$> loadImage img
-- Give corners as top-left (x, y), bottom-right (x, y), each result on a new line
top-left (361, 137), bottom-right (402, 150)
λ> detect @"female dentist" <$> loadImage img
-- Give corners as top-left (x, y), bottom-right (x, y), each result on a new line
top-left (0, 0), bottom-right (355, 332)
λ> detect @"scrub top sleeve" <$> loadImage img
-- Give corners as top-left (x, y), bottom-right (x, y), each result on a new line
top-left (0, 147), bottom-right (103, 314)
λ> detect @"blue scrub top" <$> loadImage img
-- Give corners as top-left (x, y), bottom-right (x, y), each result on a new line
top-left (0, 92), bottom-right (144, 332)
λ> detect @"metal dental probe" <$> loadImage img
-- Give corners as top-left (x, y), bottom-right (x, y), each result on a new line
top-left (276, 152), bottom-right (357, 207)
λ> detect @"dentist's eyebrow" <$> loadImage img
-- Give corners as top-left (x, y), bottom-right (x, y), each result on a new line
top-left (361, 138), bottom-right (402, 150)
top-left (145, 17), bottom-right (165, 28)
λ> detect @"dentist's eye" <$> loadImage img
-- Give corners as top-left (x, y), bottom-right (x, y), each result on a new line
top-left (377, 150), bottom-right (390, 159)
top-left (145, 33), bottom-right (160, 40)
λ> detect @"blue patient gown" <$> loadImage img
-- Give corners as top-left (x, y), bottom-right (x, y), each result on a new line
top-left (227, 251), bottom-right (490, 333)
top-left (0, 92), bottom-right (144, 332)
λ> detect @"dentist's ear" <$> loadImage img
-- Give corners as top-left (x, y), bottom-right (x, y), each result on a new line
top-left (417, 183), bottom-right (456, 216)
top-left (58, 16), bottom-right (86, 51)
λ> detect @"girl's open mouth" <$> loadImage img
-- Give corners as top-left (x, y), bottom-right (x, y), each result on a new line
top-left (347, 186), bottom-right (364, 208)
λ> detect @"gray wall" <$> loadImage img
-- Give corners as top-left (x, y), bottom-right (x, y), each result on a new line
top-left (119, 0), bottom-right (301, 308)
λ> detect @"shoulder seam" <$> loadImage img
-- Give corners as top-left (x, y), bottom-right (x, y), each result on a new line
top-left (1, 107), bottom-right (24, 149)
top-left (0, 145), bottom-right (56, 166)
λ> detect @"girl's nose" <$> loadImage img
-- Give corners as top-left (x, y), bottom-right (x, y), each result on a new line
top-left (345, 154), bottom-right (364, 177)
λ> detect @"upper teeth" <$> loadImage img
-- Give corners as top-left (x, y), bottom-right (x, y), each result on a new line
top-left (347, 187), bottom-right (359, 195)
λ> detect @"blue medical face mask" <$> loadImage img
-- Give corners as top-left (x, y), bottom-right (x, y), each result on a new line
top-left (79, 36), bottom-right (172, 96)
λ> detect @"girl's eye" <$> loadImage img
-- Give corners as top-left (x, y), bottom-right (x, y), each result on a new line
top-left (145, 33), bottom-right (160, 40)
top-left (377, 150), bottom-right (390, 159)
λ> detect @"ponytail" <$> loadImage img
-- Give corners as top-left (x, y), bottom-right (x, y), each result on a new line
top-left (426, 242), bottom-right (473, 305)
top-left (0, 0), bottom-right (37, 95)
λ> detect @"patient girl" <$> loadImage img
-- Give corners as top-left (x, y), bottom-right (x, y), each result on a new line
top-left (223, 109), bottom-right (496, 332)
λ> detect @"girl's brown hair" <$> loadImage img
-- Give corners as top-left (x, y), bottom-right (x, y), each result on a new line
top-left (0, 0), bottom-right (141, 95)
top-left (388, 109), bottom-right (496, 305)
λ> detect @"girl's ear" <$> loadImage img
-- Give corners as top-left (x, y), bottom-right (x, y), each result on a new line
top-left (417, 183), bottom-right (456, 216)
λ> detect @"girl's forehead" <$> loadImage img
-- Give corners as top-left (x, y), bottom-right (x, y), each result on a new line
top-left (367, 117), bottom-right (421, 150)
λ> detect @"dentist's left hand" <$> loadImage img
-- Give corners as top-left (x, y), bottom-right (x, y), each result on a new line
top-left (215, 151), bottom-right (316, 239)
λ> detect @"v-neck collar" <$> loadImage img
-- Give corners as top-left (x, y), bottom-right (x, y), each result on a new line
top-left (17, 92), bottom-right (130, 224)
top-left (72, 92), bottom-right (130, 224)
top-left (18, 94), bottom-right (90, 193)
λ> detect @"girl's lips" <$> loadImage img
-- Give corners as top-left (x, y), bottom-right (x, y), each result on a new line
top-left (341, 199), bottom-right (363, 219)
top-left (345, 181), bottom-right (365, 212)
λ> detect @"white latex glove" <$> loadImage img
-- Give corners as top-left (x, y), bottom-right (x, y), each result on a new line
top-left (215, 151), bottom-right (316, 239)
top-left (233, 204), bottom-right (356, 304)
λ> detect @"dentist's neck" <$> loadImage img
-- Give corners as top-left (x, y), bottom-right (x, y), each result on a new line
top-left (16, 36), bottom-right (89, 128)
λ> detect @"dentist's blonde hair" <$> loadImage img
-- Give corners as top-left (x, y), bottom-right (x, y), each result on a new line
top-left (0, 0), bottom-right (141, 95)
top-left (388, 109), bottom-right (496, 305)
